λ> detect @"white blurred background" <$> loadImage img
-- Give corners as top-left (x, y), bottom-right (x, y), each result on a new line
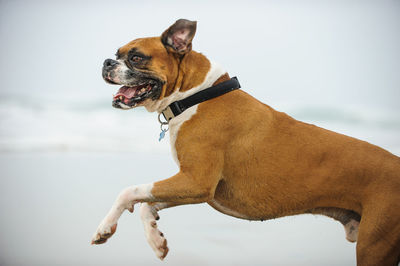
top-left (0, 0), bottom-right (399, 265)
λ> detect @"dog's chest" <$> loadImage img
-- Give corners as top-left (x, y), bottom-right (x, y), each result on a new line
top-left (163, 60), bottom-right (226, 166)
top-left (168, 105), bottom-right (198, 166)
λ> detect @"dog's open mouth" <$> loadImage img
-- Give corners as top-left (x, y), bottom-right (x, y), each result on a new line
top-left (113, 84), bottom-right (153, 108)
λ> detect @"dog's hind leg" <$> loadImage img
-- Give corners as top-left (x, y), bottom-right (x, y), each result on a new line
top-left (343, 219), bottom-right (360, 243)
top-left (356, 203), bottom-right (400, 266)
top-left (307, 207), bottom-right (361, 242)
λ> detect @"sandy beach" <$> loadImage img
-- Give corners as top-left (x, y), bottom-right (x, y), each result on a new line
top-left (0, 151), bottom-right (360, 266)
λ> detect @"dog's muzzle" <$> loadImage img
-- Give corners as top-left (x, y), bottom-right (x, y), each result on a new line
top-left (102, 59), bottom-right (120, 84)
top-left (102, 58), bottom-right (164, 109)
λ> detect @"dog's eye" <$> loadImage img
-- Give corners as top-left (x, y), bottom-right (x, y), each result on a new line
top-left (131, 55), bottom-right (143, 63)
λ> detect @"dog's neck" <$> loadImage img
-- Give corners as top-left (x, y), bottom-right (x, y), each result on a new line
top-left (144, 51), bottom-right (227, 113)
top-left (212, 73), bottom-right (231, 86)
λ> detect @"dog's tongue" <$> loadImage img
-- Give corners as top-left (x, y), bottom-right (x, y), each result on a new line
top-left (114, 86), bottom-right (143, 102)
top-left (114, 86), bottom-right (139, 99)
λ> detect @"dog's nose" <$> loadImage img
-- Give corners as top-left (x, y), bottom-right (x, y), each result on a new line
top-left (103, 59), bottom-right (118, 69)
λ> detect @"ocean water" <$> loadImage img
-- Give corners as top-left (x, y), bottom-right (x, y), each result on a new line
top-left (0, 95), bottom-right (398, 265)
top-left (0, 95), bottom-right (399, 155)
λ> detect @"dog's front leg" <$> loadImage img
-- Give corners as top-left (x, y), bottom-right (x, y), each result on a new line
top-left (91, 170), bottom-right (220, 248)
top-left (139, 202), bottom-right (179, 260)
top-left (91, 183), bottom-right (154, 245)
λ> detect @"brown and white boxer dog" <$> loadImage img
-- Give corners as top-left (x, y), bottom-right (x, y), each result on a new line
top-left (92, 19), bottom-right (400, 265)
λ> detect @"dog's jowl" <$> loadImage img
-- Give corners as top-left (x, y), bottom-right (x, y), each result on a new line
top-left (92, 19), bottom-right (400, 265)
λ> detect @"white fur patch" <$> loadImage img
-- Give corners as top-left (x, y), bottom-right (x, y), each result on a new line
top-left (140, 203), bottom-right (169, 260)
top-left (159, 61), bottom-right (226, 166)
top-left (117, 102), bottom-right (134, 109)
top-left (116, 59), bottom-right (132, 84)
top-left (145, 61), bottom-right (226, 113)
top-left (91, 183), bottom-right (154, 244)
top-left (168, 105), bottom-right (197, 165)
top-left (117, 183), bottom-right (154, 207)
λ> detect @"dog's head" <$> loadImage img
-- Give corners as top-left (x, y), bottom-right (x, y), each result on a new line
top-left (102, 19), bottom-right (197, 110)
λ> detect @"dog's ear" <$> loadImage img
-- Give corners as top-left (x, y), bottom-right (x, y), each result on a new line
top-left (161, 19), bottom-right (197, 55)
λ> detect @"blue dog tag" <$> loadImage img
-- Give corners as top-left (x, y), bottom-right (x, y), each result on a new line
top-left (158, 113), bottom-right (169, 142)
top-left (159, 130), bottom-right (166, 141)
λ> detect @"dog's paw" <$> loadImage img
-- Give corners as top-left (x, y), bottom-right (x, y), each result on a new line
top-left (91, 222), bottom-right (118, 245)
top-left (144, 220), bottom-right (169, 260)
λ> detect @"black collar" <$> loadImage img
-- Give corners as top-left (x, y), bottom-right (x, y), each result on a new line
top-left (161, 76), bottom-right (241, 122)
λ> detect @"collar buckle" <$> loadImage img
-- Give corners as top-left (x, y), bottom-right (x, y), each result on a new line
top-left (160, 106), bottom-right (175, 123)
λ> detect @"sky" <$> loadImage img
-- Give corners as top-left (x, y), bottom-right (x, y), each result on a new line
top-left (0, 0), bottom-right (399, 112)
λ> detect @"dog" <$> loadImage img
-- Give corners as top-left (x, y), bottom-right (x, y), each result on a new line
top-left (92, 19), bottom-right (400, 265)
